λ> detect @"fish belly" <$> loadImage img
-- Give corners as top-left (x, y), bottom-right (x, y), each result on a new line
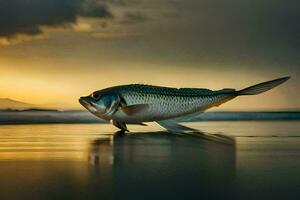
top-left (112, 93), bottom-right (233, 123)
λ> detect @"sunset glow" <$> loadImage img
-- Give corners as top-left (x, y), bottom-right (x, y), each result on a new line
top-left (0, 0), bottom-right (299, 110)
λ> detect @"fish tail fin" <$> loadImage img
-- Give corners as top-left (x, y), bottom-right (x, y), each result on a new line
top-left (237, 76), bottom-right (290, 96)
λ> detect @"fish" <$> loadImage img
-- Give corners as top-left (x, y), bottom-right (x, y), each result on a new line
top-left (79, 76), bottom-right (290, 132)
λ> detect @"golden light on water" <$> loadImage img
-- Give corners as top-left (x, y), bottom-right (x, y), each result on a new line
top-left (0, 124), bottom-right (114, 161)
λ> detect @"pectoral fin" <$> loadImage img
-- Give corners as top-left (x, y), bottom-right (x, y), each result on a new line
top-left (112, 120), bottom-right (128, 131)
top-left (156, 120), bottom-right (198, 133)
top-left (121, 104), bottom-right (149, 115)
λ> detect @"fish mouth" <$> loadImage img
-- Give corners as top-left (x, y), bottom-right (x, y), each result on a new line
top-left (79, 97), bottom-right (102, 116)
top-left (79, 97), bottom-right (93, 109)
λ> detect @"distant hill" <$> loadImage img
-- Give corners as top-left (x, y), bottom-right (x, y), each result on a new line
top-left (0, 98), bottom-right (39, 110)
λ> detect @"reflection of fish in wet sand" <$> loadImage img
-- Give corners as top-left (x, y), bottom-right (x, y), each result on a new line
top-left (89, 131), bottom-right (236, 200)
top-left (79, 77), bottom-right (290, 132)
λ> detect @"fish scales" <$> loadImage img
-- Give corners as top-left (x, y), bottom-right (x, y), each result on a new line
top-left (112, 84), bottom-right (236, 122)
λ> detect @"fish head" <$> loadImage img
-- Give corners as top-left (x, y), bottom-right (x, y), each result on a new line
top-left (79, 91), bottom-right (120, 121)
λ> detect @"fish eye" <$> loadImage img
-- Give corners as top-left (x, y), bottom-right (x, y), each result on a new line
top-left (92, 93), bottom-right (101, 100)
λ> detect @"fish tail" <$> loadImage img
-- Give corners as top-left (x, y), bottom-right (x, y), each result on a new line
top-left (237, 76), bottom-right (290, 96)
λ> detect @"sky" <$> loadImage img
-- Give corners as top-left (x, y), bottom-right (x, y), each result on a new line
top-left (0, 0), bottom-right (299, 110)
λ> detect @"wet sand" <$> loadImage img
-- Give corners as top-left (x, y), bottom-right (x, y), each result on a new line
top-left (0, 122), bottom-right (300, 200)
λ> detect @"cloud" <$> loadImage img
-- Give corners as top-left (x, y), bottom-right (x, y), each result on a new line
top-left (79, 0), bottom-right (112, 18)
top-left (119, 12), bottom-right (149, 24)
top-left (144, 0), bottom-right (300, 66)
top-left (0, 33), bottom-right (48, 46)
top-left (0, 0), bottom-right (112, 45)
top-left (92, 30), bottom-right (141, 38)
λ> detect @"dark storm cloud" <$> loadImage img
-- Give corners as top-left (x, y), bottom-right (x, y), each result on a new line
top-left (0, 0), bottom-right (112, 37)
top-left (79, 0), bottom-right (112, 18)
top-left (156, 0), bottom-right (300, 66)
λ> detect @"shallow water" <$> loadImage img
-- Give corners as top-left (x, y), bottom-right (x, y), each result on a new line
top-left (0, 121), bottom-right (300, 200)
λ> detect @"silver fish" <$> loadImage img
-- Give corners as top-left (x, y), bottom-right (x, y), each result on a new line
top-left (79, 76), bottom-right (290, 132)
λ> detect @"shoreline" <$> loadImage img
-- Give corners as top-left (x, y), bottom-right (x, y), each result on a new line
top-left (0, 110), bottom-right (299, 125)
